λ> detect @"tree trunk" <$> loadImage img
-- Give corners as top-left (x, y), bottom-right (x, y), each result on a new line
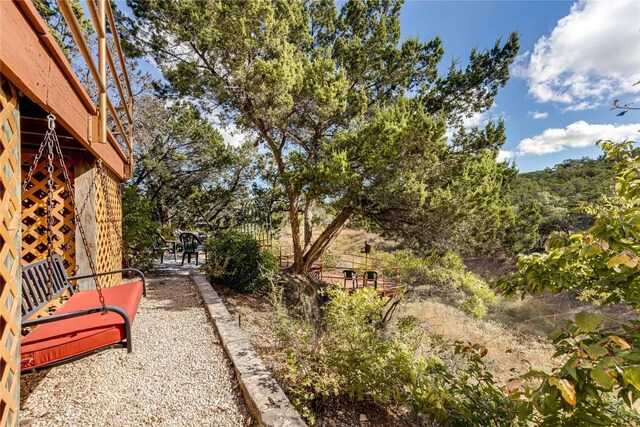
top-left (302, 207), bottom-right (354, 272)
top-left (289, 197), bottom-right (304, 273)
top-left (303, 198), bottom-right (315, 253)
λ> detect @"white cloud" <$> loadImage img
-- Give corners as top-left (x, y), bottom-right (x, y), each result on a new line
top-left (497, 150), bottom-right (515, 162)
top-left (529, 111), bottom-right (549, 120)
top-left (514, 0), bottom-right (640, 109)
top-left (462, 105), bottom-right (504, 129)
top-left (219, 124), bottom-right (248, 147)
top-left (517, 121), bottom-right (639, 155)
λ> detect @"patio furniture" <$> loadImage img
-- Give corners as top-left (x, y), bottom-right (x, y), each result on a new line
top-left (155, 234), bottom-right (177, 263)
top-left (21, 254), bottom-right (146, 372)
top-left (179, 232), bottom-right (206, 266)
top-left (364, 270), bottom-right (378, 289)
top-left (343, 269), bottom-right (358, 289)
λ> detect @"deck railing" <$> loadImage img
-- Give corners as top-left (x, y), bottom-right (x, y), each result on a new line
top-left (54, 0), bottom-right (134, 174)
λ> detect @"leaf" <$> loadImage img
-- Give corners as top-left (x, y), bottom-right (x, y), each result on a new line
top-left (607, 251), bottom-right (638, 269)
top-left (564, 357), bottom-right (579, 381)
top-left (607, 254), bottom-right (627, 268)
top-left (548, 328), bottom-right (563, 341)
top-left (584, 345), bottom-right (608, 360)
top-left (575, 311), bottom-right (603, 333)
top-left (548, 377), bottom-right (576, 406)
top-left (575, 411), bottom-right (609, 425)
top-left (608, 335), bottom-right (631, 350)
top-left (517, 401), bottom-right (533, 420)
top-left (622, 367), bottom-right (640, 390)
top-left (590, 367), bottom-right (616, 389)
top-left (579, 244), bottom-right (602, 257)
top-left (506, 378), bottom-right (522, 394)
top-left (479, 346), bottom-right (488, 358)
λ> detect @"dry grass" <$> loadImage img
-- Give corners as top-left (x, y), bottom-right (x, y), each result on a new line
top-left (279, 225), bottom-right (638, 384)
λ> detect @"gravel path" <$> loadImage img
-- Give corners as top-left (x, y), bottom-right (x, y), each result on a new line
top-left (20, 274), bottom-right (251, 427)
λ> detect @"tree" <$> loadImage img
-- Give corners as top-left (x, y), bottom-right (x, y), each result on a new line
top-left (33, 0), bottom-right (91, 60)
top-left (498, 141), bottom-right (640, 425)
top-left (132, 96), bottom-right (251, 229)
top-left (126, 0), bottom-right (519, 272)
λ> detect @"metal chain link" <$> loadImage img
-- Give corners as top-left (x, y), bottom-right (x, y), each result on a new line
top-left (45, 115), bottom-right (56, 300)
top-left (49, 116), bottom-right (108, 313)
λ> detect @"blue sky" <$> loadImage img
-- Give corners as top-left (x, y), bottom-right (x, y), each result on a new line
top-left (399, 0), bottom-right (640, 171)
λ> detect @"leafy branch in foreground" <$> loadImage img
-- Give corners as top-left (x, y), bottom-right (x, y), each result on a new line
top-left (499, 140), bottom-right (640, 425)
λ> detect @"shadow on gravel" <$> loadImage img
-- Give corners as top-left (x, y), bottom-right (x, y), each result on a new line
top-left (141, 276), bottom-right (206, 314)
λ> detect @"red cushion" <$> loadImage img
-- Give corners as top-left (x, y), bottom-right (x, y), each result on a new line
top-left (21, 280), bottom-right (144, 371)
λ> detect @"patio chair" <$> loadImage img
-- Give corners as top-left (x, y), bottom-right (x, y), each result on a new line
top-left (179, 232), bottom-right (206, 266)
top-left (343, 269), bottom-right (358, 289)
top-left (364, 270), bottom-right (378, 289)
top-left (155, 234), bottom-right (177, 263)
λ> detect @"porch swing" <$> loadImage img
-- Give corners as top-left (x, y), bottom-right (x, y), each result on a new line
top-left (20, 114), bottom-right (146, 373)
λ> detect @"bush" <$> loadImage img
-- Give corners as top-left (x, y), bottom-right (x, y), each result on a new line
top-left (272, 285), bottom-right (517, 425)
top-left (122, 184), bottom-right (158, 268)
top-left (204, 230), bottom-right (278, 293)
top-left (378, 250), bottom-right (496, 318)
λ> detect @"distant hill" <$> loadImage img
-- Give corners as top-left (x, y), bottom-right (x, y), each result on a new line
top-left (514, 156), bottom-right (615, 207)
top-left (509, 156), bottom-right (616, 250)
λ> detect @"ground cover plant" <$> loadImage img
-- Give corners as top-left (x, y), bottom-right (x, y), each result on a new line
top-left (271, 284), bottom-right (520, 426)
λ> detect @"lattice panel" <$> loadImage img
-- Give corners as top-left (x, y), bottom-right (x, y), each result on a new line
top-left (21, 151), bottom-right (76, 277)
top-left (96, 166), bottom-right (122, 286)
top-left (0, 76), bottom-right (21, 427)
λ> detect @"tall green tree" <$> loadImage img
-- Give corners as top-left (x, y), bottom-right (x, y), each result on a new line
top-left (127, 0), bottom-right (519, 272)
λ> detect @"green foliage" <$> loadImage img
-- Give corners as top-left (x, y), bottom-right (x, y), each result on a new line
top-left (378, 250), bottom-right (496, 318)
top-left (500, 141), bottom-right (640, 308)
top-left (132, 96), bottom-right (252, 230)
top-left (273, 286), bottom-right (520, 425)
top-left (203, 231), bottom-right (278, 293)
top-left (498, 141), bottom-right (640, 425)
top-left (121, 184), bottom-right (158, 268)
top-left (507, 312), bottom-right (640, 426)
top-left (509, 155), bottom-right (616, 249)
top-left (127, 0), bottom-right (520, 271)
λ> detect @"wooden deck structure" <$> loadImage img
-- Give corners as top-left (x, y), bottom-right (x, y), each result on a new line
top-left (0, 1), bottom-right (134, 424)
top-left (279, 251), bottom-right (406, 297)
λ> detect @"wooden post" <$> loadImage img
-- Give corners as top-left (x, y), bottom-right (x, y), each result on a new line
top-left (97, 0), bottom-right (107, 144)
top-left (0, 75), bottom-right (21, 427)
top-left (74, 159), bottom-right (99, 291)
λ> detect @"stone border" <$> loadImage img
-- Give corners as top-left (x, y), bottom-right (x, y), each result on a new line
top-left (191, 273), bottom-right (307, 427)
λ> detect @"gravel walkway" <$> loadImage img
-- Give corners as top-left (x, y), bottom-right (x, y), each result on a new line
top-left (20, 273), bottom-right (251, 427)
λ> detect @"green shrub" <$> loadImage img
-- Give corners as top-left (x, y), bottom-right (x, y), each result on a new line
top-left (378, 250), bottom-right (496, 317)
top-left (122, 184), bottom-right (158, 268)
top-left (204, 230), bottom-right (278, 293)
top-left (272, 285), bottom-right (518, 425)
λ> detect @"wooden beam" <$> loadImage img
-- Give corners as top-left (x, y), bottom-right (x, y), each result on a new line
top-left (0, 0), bottom-right (128, 180)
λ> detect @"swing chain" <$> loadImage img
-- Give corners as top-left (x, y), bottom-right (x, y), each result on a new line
top-left (50, 127), bottom-right (108, 313)
top-left (45, 116), bottom-right (56, 300)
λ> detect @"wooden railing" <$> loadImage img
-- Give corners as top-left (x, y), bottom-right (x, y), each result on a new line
top-left (278, 251), bottom-right (406, 296)
top-left (55, 0), bottom-right (134, 174)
